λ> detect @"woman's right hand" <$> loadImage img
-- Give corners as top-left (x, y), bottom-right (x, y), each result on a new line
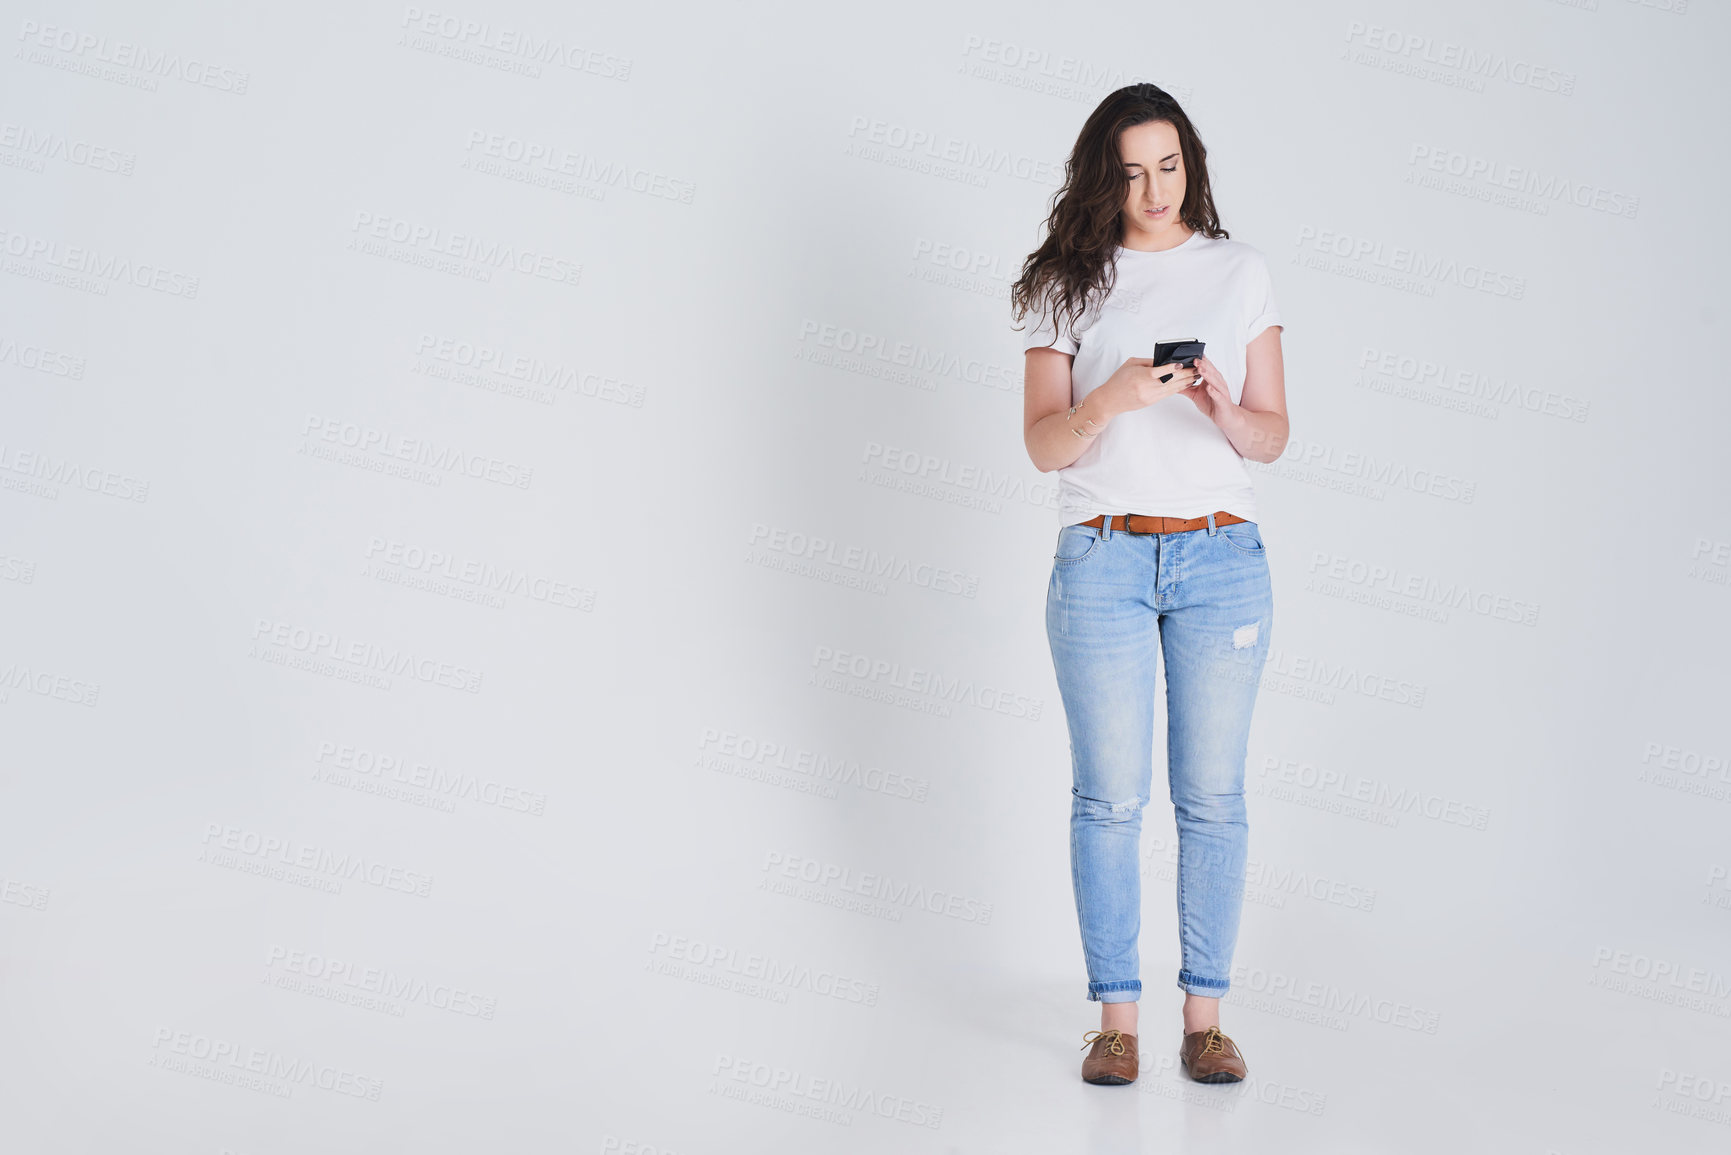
top-left (1095, 357), bottom-right (1202, 417)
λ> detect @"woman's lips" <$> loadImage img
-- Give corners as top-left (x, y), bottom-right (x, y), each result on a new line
top-left (1146, 206), bottom-right (1168, 216)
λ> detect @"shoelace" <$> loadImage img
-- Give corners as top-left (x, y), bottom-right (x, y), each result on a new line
top-left (1198, 1025), bottom-right (1230, 1056)
top-left (1081, 1028), bottom-right (1128, 1056)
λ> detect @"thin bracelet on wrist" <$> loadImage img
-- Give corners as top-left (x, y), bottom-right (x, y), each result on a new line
top-left (1067, 403), bottom-right (1104, 438)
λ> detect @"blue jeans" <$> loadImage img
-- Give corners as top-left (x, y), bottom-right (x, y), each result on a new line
top-left (1045, 514), bottom-right (1273, 1003)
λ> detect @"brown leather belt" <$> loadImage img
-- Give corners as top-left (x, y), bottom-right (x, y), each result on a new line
top-left (1077, 511), bottom-right (1248, 535)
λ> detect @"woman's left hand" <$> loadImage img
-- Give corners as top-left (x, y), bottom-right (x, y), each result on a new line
top-left (1181, 354), bottom-right (1237, 425)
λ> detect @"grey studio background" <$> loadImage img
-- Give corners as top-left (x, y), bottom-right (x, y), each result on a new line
top-left (2, 2), bottom-right (1728, 1153)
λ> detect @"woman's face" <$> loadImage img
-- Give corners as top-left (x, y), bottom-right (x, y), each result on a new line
top-left (1118, 119), bottom-right (1187, 245)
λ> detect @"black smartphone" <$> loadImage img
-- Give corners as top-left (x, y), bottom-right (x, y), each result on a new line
top-left (1152, 338), bottom-right (1206, 384)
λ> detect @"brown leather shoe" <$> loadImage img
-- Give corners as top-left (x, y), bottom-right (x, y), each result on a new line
top-left (1080, 1029), bottom-right (1138, 1085)
top-left (1179, 1025), bottom-right (1247, 1083)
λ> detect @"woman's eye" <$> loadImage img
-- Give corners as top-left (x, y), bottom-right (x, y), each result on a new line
top-left (1161, 166), bottom-right (1177, 174)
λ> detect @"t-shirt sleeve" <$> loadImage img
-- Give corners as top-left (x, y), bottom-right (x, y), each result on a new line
top-left (1243, 250), bottom-right (1283, 345)
top-left (1021, 293), bottom-right (1080, 355)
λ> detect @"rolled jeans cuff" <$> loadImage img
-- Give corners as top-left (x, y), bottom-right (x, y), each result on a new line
top-left (1088, 980), bottom-right (1142, 1003)
top-left (1177, 970), bottom-right (1230, 997)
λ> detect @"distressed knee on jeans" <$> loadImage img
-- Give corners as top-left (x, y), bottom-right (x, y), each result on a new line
top-left (1074, 791), bottom-right (1147, 822)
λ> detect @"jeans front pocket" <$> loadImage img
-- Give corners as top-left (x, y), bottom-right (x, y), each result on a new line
top-left (1054, 523), bottom-right (1102, 565)
top-left (1219, 521), bottom-right (1264, 556)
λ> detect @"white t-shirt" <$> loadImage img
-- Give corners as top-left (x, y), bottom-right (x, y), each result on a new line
top-left (1020, 231), bottom-right (1283, 526)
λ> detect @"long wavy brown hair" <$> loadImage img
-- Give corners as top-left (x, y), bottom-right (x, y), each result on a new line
top-left (1011, 83), bottom-right (1227, 349)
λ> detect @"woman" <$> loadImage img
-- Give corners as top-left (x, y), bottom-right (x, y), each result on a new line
top-left (1011, 83), bottom-right (1288, 1087)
